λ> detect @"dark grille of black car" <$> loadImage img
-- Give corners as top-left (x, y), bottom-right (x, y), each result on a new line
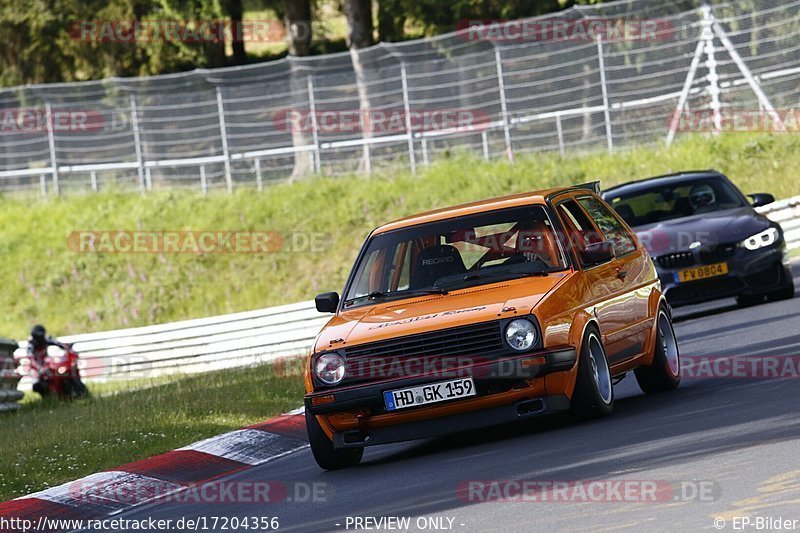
top-left (699, 243), bottom-right (737, 263)
top-left (337, 321), bottom-right (506, 387)
top-left (657, 252), bottom-right (695, 269)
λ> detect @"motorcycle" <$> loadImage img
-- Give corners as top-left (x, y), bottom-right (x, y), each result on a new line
top-left (36, 343), bottom-right (89, 400)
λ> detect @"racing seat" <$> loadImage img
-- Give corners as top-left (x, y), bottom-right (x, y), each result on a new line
top-left (410, 244), bottom-right (467, 289)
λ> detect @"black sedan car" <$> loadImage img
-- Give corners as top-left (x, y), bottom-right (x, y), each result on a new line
top-left (602, 170), bottom-right (794, 307)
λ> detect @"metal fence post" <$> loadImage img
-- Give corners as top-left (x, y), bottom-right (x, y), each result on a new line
top-left (200, 164), bottom-right (207, 195)
top-left (421, 138), bottom-right (429, 166)
top-left (44, 102), bottom-right (60, 194)
top-left (493, 45), bottom-right (514, 162)
top-left (555, 113), bottom-right (565, 157)
top-left (216, 87), bottom-right (233, 193)
top-left (596, 35), bottom-right (613, 153)
top-left (90, 170), bottom-right (98, 192)
top-left (39, 174), bottom-right (47, 198)
top-left (701, 6), bottom-right (722, 134)
top-left (400, 63), bottom-right (417, 175)
top-left (712, 10), bottom-right (782, 129)
top-left (481, 130), bottom-right (490, 160)
top-left (254, 158), bottom-right (263, 191)
top-left (129, 94), bottom-right (146, 191)
top-left (666, 12), bottom-right (708, 146)
top-left (306, 77), bottom-right (321, 173)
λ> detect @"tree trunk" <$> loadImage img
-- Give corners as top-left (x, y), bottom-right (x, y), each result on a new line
top-left (284, 0), bottom-right (312, 57)
top-left (344, 0), bottom-right (374, 174)
top-left (344, 0), bottom-right (374, 49)
top-left (223, 0), bottom-right (247, 65)
top-left (284, 0), bottom-right (313, 181)
top-left (377, 0), bottom-right (405, 42)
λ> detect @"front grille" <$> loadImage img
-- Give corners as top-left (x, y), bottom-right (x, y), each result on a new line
top-left (658, 243), bottom-right (737, 270)
top-left (700, 243), bottom-right (737, 263)
top-left (657, 252), bottom-right (695, 269)
top-left (337, 321), bottom-right (507, 387)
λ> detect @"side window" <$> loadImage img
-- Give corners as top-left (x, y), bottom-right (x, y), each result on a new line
top-left (578, 196), bottom-right (637, 257)
top-left (558, 200), bottom-right (602, 248)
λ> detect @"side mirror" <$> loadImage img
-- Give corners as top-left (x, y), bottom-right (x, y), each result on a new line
top-left (749, 193), bottom-right (775, 208)
top-left (315, 292), bottom-right (340, 313)
top-left (582, 241), bottom-right (615, 266)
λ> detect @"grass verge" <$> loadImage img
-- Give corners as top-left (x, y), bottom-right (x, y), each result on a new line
top-left (0, 362), bottom-right (305, 501)
top-left (1, 133), bottom-right (798, 338)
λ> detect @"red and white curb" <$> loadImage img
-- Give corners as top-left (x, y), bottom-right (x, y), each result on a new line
top-left (0, 407), bottom-right (308, 531)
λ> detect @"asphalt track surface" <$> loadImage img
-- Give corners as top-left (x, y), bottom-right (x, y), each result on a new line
top-left (98, 263), bottom-right (800, 533)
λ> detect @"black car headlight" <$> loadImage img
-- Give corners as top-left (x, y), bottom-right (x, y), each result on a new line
top-left (504, 319), bottom-right (537, 351)
top-left (740, 227), bottom-right (779, 251)
top-left (314, 352), bottom-right (346, 385)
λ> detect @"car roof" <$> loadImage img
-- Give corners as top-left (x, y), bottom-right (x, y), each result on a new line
top-left (602, 170), bottom-right (726, 198)
top-left (372, 185), bottom-right (588, 235)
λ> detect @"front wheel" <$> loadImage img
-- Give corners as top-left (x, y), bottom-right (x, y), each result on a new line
top-left (767, 268), bottom-right (795, 302)
top-left (305, 409), bottom-right (363, 470)
top-left (571, 326), bottom-right (614, 419)
top-left (635, 307), bottom-right (681, 394)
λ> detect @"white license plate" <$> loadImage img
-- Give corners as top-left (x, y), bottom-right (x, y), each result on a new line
top-left (383, 377), bottom-right (476, 411)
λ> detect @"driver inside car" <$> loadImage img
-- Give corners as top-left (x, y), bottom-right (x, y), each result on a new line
top-left (689, 184), bottom-right (718, 214)
top-left (505, 221), bottom-right (561, 268)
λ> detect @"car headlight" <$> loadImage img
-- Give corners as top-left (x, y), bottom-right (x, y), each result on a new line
top-left (741, 227), bottom-right (779, 251)
top-left (505, 319), bottom-right (537, 351)
top-left (314, 352), bottom-right (346, 385)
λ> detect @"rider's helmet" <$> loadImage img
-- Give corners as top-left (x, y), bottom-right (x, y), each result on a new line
top-left (30, 324), bottom-right (47, 345)
top-left (689, 184), bottom-right (716, 209)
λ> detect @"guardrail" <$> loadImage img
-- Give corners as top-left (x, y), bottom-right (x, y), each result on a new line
top-left (757, 195), bottom-right (800, 250)
top-left (1, 338), bottom-right (23, 411)
top-left (14, 301), bottom-right (329, 387)
top-left (12, 194), bottom-right (799, 386)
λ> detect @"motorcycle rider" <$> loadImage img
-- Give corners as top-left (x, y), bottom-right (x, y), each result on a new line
top-left (28, 324), bottom-right (86, 397)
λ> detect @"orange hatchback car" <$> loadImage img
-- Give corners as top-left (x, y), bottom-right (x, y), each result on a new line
top-left (305, 183), bottom-right (681, 469)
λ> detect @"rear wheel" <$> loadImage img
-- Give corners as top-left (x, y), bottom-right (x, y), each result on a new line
top-left (571, 326), bottom-right (614, 419)
top-left (635, 307), bottom-right (681, 394)
top-left (305, 409), bottom-right (363, 470)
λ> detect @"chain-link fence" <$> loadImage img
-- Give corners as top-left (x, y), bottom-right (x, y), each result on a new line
top-left (1, 0), bottom-right (799, 195)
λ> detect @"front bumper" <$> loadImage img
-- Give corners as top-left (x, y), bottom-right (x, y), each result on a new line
top-left (658, 245), bottom-right (789, 306)
top-left (304, 346), bottom-right (577, 448)
top-left (332, 395), bottom-right (571, 448)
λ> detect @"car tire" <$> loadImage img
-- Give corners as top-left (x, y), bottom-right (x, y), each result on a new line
top-left (767, 268), bottom-right (795, 302)
top-left (305, 409), bottom-right (363, 470)
top-left (635, 306), bottom-right (681, 394)
top-left (736, 293), bottom-right (765, 307)
top-left (570, 325), bottom-right (614, 419)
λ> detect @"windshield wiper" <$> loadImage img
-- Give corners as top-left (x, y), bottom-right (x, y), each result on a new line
top-left (344, 288), bottom-right (448, 307)
top-left (435, 269), bottom-right (550, 289)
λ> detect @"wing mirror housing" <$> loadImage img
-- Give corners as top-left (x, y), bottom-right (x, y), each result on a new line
top-left (749, 193), bottom-right (775, 208)
top-left (315, 292), bottom-right (340, 313)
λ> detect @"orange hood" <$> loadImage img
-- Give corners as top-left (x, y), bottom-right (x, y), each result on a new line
top-left (313, 273), bottom-right (569, 353)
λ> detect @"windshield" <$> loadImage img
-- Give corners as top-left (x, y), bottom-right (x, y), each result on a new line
top-left (604, 176), bottom-right (747, 227)
top-left (342, 205), bottom-right (567, 308)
